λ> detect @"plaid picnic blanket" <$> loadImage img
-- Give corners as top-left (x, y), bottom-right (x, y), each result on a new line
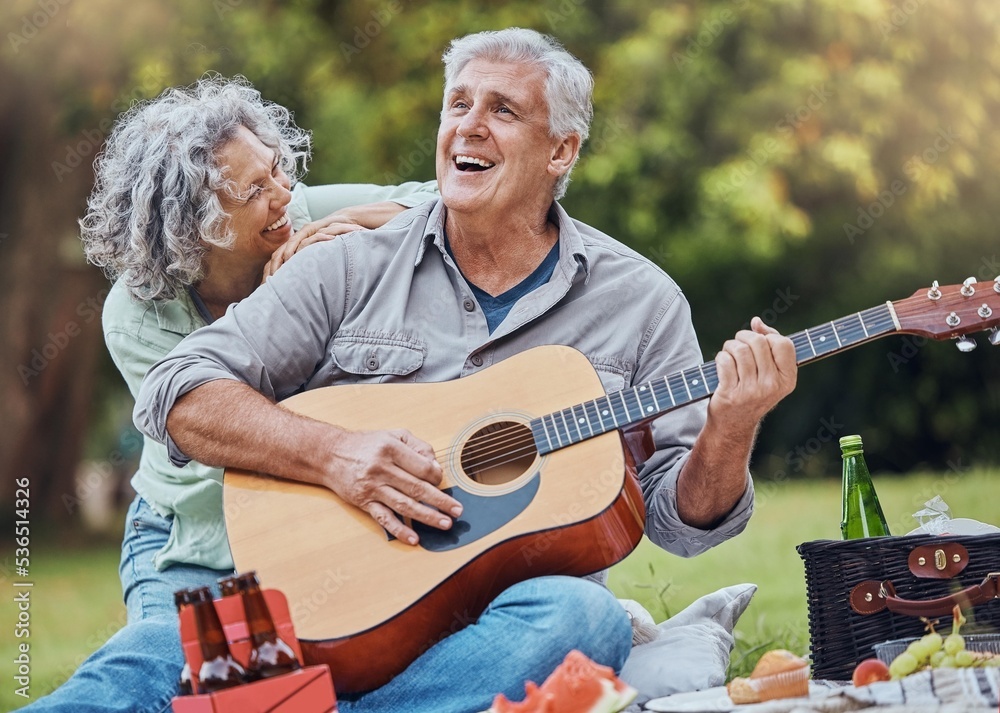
top-left (741, 667), bottom-right (999, 713)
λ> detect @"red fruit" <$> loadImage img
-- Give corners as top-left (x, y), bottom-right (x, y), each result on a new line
top-left (852, 658), bottom-right (891, 687)
top-left (490, 650), bottom-right (636, 712)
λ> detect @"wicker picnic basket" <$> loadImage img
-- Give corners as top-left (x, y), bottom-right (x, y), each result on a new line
top-left (797, 534), bottom-right (1000, 680)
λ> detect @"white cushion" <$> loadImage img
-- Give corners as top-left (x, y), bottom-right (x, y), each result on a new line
top-left (618, 583), bottom-right (758, 707)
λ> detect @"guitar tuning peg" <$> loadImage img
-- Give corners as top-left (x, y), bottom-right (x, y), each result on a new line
top-left (955, 335), bottom-right (977, 352)
top-left (989, 328), bottom-right (1000, 347)
top-left (927, 280), bottom-right (942, 300)
top-left (961, 277), bottom-right (977, 297)
top-left (994, 276), bottom-right (1000, 294)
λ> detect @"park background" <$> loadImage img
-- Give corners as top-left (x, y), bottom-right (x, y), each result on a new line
top-left (1, 0), bottom-right (998, 708)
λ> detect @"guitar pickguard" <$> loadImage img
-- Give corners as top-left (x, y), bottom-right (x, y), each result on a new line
top-left (413, 475), bottom-right (540, 552)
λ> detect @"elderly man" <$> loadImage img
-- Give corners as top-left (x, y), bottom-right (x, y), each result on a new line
top-left (137, 28), bottom-right (796, 712)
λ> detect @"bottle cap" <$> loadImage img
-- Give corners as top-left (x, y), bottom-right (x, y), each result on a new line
top-left (188, 586), bottom-right (214, 604)
top-left (235, 571), bottom-right (262, 591)
top-left (217, 575), bottom-right (240, 597)
top-left (840, 436), bottom-right (861, 449)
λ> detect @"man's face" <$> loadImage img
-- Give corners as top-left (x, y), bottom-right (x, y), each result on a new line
top-left (436, 59), bottom-right (574, 218)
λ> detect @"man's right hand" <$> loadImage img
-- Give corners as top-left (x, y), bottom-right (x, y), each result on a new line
top-left (320, 428), bottom-right (464, 546)
top-left (164, 381), bottom-right (463, 546)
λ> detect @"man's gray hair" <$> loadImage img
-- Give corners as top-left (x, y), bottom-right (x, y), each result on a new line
top-left (80, 74), bottom-right (311, 302)
top-left (442, 28), bottom-right (594, 200)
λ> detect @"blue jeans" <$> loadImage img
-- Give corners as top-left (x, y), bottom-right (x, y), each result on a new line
top-left (22, 496), bottom-right (632, 713)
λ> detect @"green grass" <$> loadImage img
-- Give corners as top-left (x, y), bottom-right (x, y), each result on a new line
top-left (2, 534), bottom-right (125, 711)
top-left (2, 469), bottom-right (995, 709)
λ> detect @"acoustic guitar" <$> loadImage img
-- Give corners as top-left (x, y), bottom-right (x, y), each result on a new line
top-left (224, 277), bottom-right (1000, 692)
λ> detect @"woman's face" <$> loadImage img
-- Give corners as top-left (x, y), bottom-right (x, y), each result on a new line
top-left (215, 125), bottom-right (293, 262)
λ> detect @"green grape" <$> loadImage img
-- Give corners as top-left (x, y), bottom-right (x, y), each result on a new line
top-left (954, 650), bottom-right (975, 667)
top-left (905, 641), bottom-right (929, 664)
top-left (889, 652), bottom-right (919, 678)
top-left (920, 632), bottom-right (943, 655)
top-left (944, 634), bottom-right (965, 655)
top-left (930, 651), bottom-right (946, 667)
top-left (938, 655), bottom-right (957, 668)
top-left (985, 656), bottom-right (1000, 668)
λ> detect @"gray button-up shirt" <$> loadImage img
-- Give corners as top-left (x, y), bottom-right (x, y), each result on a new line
top-left (136, 199), bottom-right (753, 560)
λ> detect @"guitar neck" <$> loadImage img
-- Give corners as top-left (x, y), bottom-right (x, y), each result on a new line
top-left (530, 302), bottom-right (899, 455)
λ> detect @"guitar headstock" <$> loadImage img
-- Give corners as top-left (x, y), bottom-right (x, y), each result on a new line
top-left (892, 276), bottom-right (1000, 349)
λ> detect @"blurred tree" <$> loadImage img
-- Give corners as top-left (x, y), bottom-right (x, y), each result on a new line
top-left (557, 0), bottom-right (1000, 474)
top-left (1, 0), bottom-right (997, 523)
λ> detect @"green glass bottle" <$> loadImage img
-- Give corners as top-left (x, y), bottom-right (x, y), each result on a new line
top-left (840, 435), bottom-right (891, 539)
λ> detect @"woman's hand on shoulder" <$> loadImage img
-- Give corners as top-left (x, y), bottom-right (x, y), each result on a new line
top-left (262, 212), bottom-right (365, 281)
top-left (262, 201), bottom-right (412, 282)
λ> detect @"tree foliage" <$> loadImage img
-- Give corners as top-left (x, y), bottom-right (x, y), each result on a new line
top-left (2, 0), bottom-right (997, 513)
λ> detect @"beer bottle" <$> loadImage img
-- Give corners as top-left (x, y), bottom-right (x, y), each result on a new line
top-left (840, 434), bottom-right (891, 539)
top-left (173, 588), bottom-right (194, 696)
top-left (236, 572), bottom-right (301, 680)
top-left (189, 586), bottom-right (247, 692)
top-left (217, 575), bottom-right (240, 599)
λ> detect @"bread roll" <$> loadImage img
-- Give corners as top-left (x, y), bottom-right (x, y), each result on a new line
top-left (726, 677), bottom-right (760, 704)
top-left (751, 649), bottom-right (808, 678)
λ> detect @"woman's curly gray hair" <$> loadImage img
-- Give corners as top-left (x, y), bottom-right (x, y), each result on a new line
top-left (80, 75), bottom-right (311, 302)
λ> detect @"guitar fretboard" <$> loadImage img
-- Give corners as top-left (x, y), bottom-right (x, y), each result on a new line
top-left (530, 303), bottom-right (897, 455)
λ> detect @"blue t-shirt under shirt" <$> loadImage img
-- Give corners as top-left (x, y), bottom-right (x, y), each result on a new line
top-left (446, 238), bottom-right (560, 333)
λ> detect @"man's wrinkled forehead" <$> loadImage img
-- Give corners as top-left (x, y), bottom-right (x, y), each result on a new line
top-left (442, 59), bottom-right (547, 107)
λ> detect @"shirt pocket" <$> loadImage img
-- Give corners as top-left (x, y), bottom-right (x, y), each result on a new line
top-left (589, 355), bottom-right (632, 394)
top-left (330, 334), bottom-right (426, 383)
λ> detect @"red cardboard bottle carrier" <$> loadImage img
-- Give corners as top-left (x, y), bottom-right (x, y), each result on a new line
top-left (172, 588), bottom-right (337, 713)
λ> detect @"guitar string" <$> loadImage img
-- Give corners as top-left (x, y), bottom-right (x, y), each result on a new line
top-left (433, 354), bottom-right (856, 472)
top-left (444, 437), bottom-right (538, 472)
top-left (431, 305), bottom-right (899, 466)
top-left (431, 394), bottom-right (645, 463)
top-left (433, 362), bottom-right (730, 465)
top-left (436, 439), bottom-right (537, 474)
top-left (445, 428), bottom-right (536, 462)
top-left (432, 368), bottom-right (719, 465)
top-left (434, 328), bottom-right (874, 467)
top-left (431, 404), bottom-right (636, 467)
top-left (438, 364), bottom-right (722, 463)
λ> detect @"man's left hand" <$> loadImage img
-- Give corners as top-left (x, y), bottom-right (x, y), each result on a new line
top-left (676, 317), bottom-right (796, 528)
top-left (710, 316), bottom-right (797, 434)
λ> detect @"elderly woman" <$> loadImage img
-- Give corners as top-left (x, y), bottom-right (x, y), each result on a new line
top-left (23, 76), bottom-right (436, 712)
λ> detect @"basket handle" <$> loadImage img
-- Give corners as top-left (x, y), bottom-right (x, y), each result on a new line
top-left (880, 573), bottom-right (1000, 617)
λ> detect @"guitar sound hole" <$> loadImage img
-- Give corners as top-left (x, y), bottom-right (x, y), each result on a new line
top-left (460, 421), bottom-right (537, 486)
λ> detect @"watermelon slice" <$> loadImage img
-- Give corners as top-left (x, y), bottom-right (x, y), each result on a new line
top-left (489, 650), bottom-right (637, 713)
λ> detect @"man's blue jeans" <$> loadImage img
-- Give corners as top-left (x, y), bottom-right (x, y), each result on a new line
top-left (22, 496), bottom-right (632, 713)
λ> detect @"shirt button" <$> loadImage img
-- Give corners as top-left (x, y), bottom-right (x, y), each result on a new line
top-left (463, 298), bottom-right (475, 312)
top-left (471, 354), bottom-right (483, 367)
top-left (366, 356), bottom-right (380, 370)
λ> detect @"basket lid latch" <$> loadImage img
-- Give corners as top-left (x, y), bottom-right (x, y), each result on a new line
top-left (908, 542), bottom-right (969, 579)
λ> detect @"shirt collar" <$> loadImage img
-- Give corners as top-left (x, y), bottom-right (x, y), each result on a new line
top-left (547, 201), bottom-right (592, 284)
top-left (413, 198), bottom-right (449, 268)
top-left (413, 198), bottom-right (592, 283)
top-left (152, 288), bottom-right (207, 334)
